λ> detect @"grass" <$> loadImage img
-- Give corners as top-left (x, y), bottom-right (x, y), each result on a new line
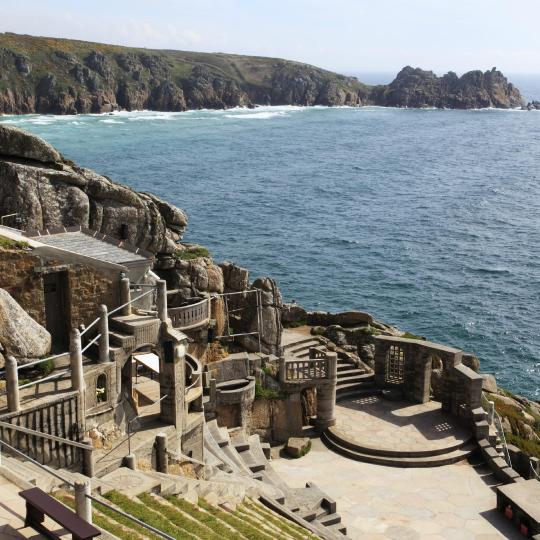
top-left (357, 325), bottom-right (380, 336)
top-left (402, 331), bottom-right (426, 340)
top-left (165, 496), bottom-right (236, 538)
top-left (54, 491), bottom-right (147, 540)
top-left (255, 380), bottom-right (285, 400)
top-left (105, 490), bottom-right (194, 540)
top-left (0, 236), bottom-right (28, 250)
top-left (245, 499), bottom-right (316, 539)
top-left (198, 498), bottom-right (275, 540)
top-left (175, 245), bottom-right (210, 260)
top-left (505, 433), bottom-right (540, 460)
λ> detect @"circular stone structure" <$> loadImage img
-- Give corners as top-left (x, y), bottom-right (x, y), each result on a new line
top-left (323, 394), bottom-right (475, 467)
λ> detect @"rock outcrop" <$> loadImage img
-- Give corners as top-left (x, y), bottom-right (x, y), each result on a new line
top-left (0, 125), bottom-right (187, 253)
top-left (370, 66), bottom-right (523, 109)
top-left (0, 33), bottom-right (524, 113)
top-left (0, 287), bottom-right (51, 365)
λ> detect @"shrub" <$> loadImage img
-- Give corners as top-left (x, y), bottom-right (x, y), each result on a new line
top-left (505, 433), bottom-right (540, 460)
top-left (255, 381), bottom-right (284, 400)
top-left (36, 358), bottom-right (55, 376)
top-left (0, 236), bottom-right (29, 250)
top-left (176, 245), bottom-right (210, 260)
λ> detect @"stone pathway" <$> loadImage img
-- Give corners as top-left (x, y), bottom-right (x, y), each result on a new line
top-left (332, 396), bottom-right (471, 453)
top-left (272, 438), bottom-right (520, 540)
top-left (0, 474), bottom-right (65, 539)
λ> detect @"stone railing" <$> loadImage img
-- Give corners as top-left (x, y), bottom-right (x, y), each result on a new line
top-left (280, 349), bottom-right (337, 383)
top-left (168, 297), bottom-right (210, 331)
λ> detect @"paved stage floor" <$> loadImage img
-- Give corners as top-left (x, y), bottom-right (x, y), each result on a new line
top-left (331, 396), bottom-right (471, 454)
top-left (273, 437), bottom-right (520, 540)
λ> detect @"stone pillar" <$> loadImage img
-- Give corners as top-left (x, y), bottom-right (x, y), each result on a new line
top-left (157, 279), bottom-right (168, 323)
top-left (74, 480), bottom-right (92, 524)
top-left (279, 356), bottom-right (286, 382)
top-left (155, 433), bottom-right (168, 473)
top-left (124, 453), bottom-right (136, 470)
top-left (5, 356), bottom-right (20, 413)
top-left (98, 304), bottom-right (110, 363)
top-left (120, 277), bottom-right (131, 316)
top-left (315, 352), bottom-right (337, 432)
top-left (488, 401), bottom-right (495, 425)
top-left (70, 329), bottom-right (86, 430)
top-left (373, 340), bottom-right (389, 389)
top-left (82, 437), bottom-right (94, 478)
top-left (159, 327), bottom-right (186, 437)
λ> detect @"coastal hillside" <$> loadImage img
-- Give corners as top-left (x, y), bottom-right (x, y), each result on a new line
top-left (0, 32), bottom-right (523, 114)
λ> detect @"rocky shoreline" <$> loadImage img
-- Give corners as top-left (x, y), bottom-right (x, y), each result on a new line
top-left (0, 32), bottom-right (526, 114)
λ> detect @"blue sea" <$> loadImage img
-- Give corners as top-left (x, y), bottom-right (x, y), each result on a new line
top-left (1, 99), bottom-right (539, 399)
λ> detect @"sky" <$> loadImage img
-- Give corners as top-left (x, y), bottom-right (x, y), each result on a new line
top-left (1, 0), bottom-right (539, 75)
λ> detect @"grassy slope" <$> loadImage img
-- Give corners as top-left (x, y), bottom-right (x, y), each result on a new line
top-left (0, 32), bottom-right (367, 96)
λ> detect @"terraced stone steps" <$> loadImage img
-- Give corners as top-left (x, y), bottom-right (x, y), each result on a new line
top-left (321, 430), bottom-right (477, 468)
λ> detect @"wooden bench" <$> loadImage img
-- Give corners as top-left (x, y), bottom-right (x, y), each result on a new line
top-left (19, 487), bottom-right (101, 540)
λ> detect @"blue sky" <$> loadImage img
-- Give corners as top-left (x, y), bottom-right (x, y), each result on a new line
top-left (1, 0), bottom-right (539, 74)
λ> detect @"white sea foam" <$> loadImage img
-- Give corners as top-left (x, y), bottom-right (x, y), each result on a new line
top-left (101, 119), bottom-right (124, 124)
top-left (225, 111), bottom-right (288, 120)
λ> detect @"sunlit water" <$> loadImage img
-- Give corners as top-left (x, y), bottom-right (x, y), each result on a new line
top-left (1, 104), bottom-right (539, 398)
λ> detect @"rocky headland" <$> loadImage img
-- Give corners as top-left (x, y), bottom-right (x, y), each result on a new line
top-left (0, 32), bottom-right (525, 113)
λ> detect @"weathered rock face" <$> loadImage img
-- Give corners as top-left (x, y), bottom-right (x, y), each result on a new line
top-left (0, 125), bottom-right (187, 253)
top-left (221, 262), bottom-right (283, 355)
top-left (0, 287), bottom-right (51, 363)
top-left (371, 66), bottom-right (523, 109)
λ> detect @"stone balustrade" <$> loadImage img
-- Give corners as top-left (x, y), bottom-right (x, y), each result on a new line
top-left (168, 297), bottom-right (210, 331)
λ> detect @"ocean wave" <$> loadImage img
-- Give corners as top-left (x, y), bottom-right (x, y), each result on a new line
top-left (225, 111), bottom-right (288, 120)
top-left (100, 119), bottom-right (124, 124)
top-left (468, 266), bottom-right (512, 275)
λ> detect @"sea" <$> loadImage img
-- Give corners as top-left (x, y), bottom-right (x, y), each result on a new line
top-left (1, 75), bottom-right (539, 399)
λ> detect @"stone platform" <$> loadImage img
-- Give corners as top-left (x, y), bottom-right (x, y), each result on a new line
top-left (323, 395), bottom-right (476, 467)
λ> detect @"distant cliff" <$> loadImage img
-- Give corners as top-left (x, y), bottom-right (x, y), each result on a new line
top-left (0, 33), bottom-right (524, 114)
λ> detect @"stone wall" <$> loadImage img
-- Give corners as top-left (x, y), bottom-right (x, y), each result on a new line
top-left (250, 397), bottom-right (303, 443)
top-left (0, 247), bottom-right (121, 330)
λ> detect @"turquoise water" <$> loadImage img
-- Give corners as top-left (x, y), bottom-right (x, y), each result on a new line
top-left (1, 106), bottom-right (539, 398)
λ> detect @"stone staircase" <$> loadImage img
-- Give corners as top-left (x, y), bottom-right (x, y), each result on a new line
top-left (282, 332), bottom-right (376, 401)
top-left (321, 427), bottom-right (477, 468)
top-left (204, 420), bottom-right (349, 538)
top-left (107, 312), bottom-right (160, 360)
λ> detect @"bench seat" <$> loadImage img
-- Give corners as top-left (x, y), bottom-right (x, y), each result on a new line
top-left (20, 487), bottom-right (101, 540)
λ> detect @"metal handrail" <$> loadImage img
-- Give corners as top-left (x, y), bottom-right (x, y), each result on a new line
top-left (493, 411), bottom-right (512, 468)
top-left (81, 333), bottom-right (101, 354)
top-left (0, 421), bottom-right (92, 450)
top-left (80, 317), bottom-right (100, 337)
top-left (108, 288), bottom-right (154, 318)
top-left (0, 352), bottom-right (68, 377)
top-left (530, 460), bottom-right (540, 481)
top-left (19, 368), bottom-right (70, 389)
top-left (0, 439), bottom-right (174, 540)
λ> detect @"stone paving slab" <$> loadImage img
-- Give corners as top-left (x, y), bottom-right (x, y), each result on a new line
top-left (332, 396), bottom-right (471, 453)
top-left (272, 438), bottom-right (521, 540)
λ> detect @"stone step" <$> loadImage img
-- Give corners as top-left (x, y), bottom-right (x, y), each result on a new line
top-left (108, 330), bottom-right (136, 349)
top-left (336, 373), bottom-right (371, 386)
top-left (322, 431), bottom-right (477, 468)
top-left (327, 425), bottom-right (475, 459)
top-left (337, 367), bottom-right (366, 377)
top-left (282, 336), bottom-right (321, 350)
top-left (336, 380), bottom-right (375, 396)
top-left (236, 448), bottom-right (266, 473)
top-left (328, 522), bottom-right (348, 536)
top-left (318, 512), bottom-right (342, 527)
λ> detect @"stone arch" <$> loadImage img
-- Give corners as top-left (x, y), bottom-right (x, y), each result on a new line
top-left (385, 345), bottom-right (405, 384)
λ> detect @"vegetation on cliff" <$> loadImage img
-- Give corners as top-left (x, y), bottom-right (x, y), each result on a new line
top-left (0, 32), bottom-right (523, 114)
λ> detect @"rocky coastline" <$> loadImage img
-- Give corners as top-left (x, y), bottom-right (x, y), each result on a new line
top-left (0, 32), bottom-right (526, 114)
top-left (0, 124), bottom-right (538, 463)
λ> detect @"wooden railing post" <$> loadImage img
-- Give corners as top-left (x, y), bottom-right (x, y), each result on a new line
top-left (98, 304), bottom-right (110, 363)
top-left (120, 277), bottom-right (131, 316)
top-left (6, 356), bottom-right (20, 413)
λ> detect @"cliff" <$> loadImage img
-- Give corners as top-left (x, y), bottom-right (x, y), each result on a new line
top-left (0, 33), bottom-right (523, 113)
top-left (0, 124), bottom-right (187, 253)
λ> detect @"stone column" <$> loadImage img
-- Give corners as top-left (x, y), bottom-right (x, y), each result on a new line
top-left (70, 329), bottom-right (86, 430)
top-left (373, 339), bottom-right (389, 389)
top-left (155, 433), bottom-right (168, 473)
top-left (98, 304), bottom-right (110, 363)
top-left (82, 437), bottom-right (94, 478)
top-left (279, 356), bottom-right (286, 382)
top-left (157, 279), bottom-right (168, 323)
top-left (315, 352), bottom-right (337, 432)
top-left (5, 356), bottom-right (20, 413)
top-left (74, 480), bottom-right (92, 524)
top-left (120, 277), bottom-right (131, 316)
top-left (487, 401), bottom-right (495, 425)
top-left (159, 327), bottom-right (186, 438)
